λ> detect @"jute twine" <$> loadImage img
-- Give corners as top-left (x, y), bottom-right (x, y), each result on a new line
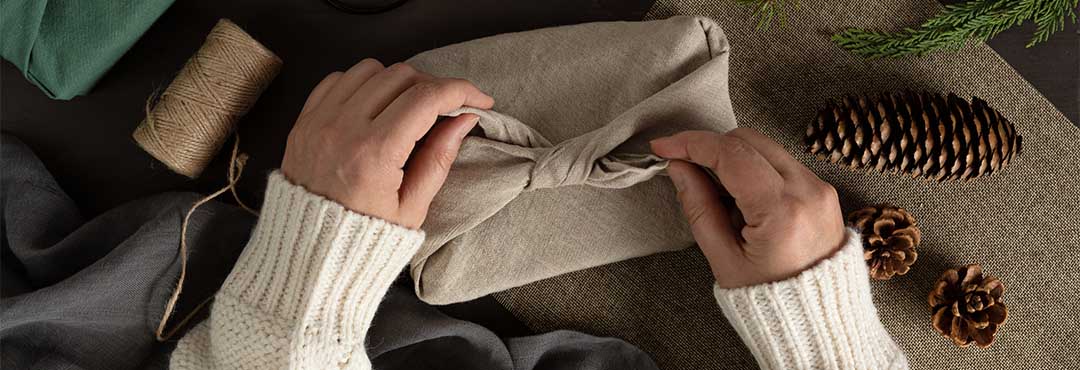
top-left (133, 19), bottom-right (282, 341)
top-left (157, 137), bottom-right (256, 341)
top-left (133, 19), bottom-right (282, 178)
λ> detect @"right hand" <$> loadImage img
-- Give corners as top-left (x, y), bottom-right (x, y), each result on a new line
top-left (281, 59), bottom-right (494, 229)
top-left (650, 128), bottom-right (848, 289)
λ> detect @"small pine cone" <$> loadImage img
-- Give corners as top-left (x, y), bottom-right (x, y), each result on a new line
top-left (805, 91), bottom-right (1022, 182)
top-left (847, 204), bottom-right (920, 280)
top-left (929, 264), bottom-right (1008, 348)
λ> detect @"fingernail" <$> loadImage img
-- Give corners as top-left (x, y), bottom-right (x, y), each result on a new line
top-left (649, 137), bottom-right (665, 154)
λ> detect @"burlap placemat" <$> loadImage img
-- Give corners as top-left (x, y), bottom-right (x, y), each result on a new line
top-left (493, 1), bottom-right (1080, 368)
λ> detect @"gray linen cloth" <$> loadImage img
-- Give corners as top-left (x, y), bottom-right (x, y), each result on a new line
top-left (406, 16), bottom-right (737, 305)
top-left (1, 133), bottom-right (658, 370)
top-left (1, 135), bottom-right (255, 369)
top-left (369, 281), bottom-right (658, 370)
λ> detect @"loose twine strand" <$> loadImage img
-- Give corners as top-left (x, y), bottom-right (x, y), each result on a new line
top-left (155, 135), bottom-right (257, 341)
top-left (130, 19), bottom-right (281, 341)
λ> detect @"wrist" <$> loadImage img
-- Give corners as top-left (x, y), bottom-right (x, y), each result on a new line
top-left (711, 226), bottom-right (855, 289)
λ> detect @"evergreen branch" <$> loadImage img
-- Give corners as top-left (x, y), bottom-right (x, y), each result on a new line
top-left (736, 0), bottom-right (798, 30)
top-left (833, 0), bottom-right (1079, 58)
top-left (1030, 0), bottom-right (1079, 46)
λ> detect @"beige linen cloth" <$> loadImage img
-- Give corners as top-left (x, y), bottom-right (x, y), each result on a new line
top-left (493, 1), bottom-right (1080, 369)
top-left (405, 16), bottom-right (736, 304)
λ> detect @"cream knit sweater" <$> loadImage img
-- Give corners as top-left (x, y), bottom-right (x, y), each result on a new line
top-left (169, 172), bottom-right (909, 369)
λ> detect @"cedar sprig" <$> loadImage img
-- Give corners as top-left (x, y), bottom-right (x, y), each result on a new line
top-left (736, 0), bottom-right (799, 30)
top-left (833, 0), bottom-right (1078, 58)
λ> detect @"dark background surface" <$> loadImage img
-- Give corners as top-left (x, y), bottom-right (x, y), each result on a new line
top-left (1, 0), bottom-right (654, 218)
top-left (948, 0), bottom-right (1078, 128)
top-left (1, 0), bottom-right (1077, 338)
top-left (0, 0), bottom-right (653, 339)
top-left (2, 0), bottom-right (1076, 218)
top-left (989, 22), bottom-right (1078, 126)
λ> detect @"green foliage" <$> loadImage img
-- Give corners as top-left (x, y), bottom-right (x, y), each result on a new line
top-left (833, 0), bottom-right (1079, 58)
top-left (736, 0), bottom-right (798, 30)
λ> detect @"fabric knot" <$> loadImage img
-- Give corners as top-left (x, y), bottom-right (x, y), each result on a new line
top-left (524, 145), bottom-right (669, 191)
top-left (526, 146), bottom-right (596, 190)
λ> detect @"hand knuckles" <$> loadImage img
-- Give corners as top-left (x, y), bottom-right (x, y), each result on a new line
top-left (387, 62), bottom-right (417, 75)
top-left (816, 182), bottom-right (840, 204)
top-left (325, 71), bottom-right (345, 81)
top-left (286, 131), bottom-right (305, 152)
top-left (286, 127), bottom-right (298, 143)
top-left (315, 127), bottom-right (341, 149)
top-left (405, 81), bottom-right (442, 102)
top-left (431, 147), bottom-right (458, 172)
top-left (374, 140), bottom-right (408, 164)
top-left (677, 194), bottom-right (709, 226)
top-left (799, 180), bottom-right (838, 206)
top-left (780, 195), bottom-right (813, 220)
top-left (359, 58), bottom-right (385, 69)
top-left (409, 79), bottom-right (468, 103)
top-left (685, 205), bottom-right (709, 226)
top-left (718, 134), bottom-right (753, 156)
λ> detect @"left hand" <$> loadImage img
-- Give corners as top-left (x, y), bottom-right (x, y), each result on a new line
top-left (281, 59), bottom-right (495, 229)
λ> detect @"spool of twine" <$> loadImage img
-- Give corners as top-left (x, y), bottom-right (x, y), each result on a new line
top-left (138, 19), bottom-right (281, 341)
top-left (133, 19), bottom-right (282, 178)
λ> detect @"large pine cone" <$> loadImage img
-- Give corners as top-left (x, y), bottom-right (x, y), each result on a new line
top-left (929, 264), bottom-right (1008, 348)
top-left (805, 91), bottom-right (1022, 182)
top-left (848, 204), bottom-right (921, 280)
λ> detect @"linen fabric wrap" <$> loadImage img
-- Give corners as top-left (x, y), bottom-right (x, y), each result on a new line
top-left (404, 16), bottom-right (736, 305)
top-left (0, 0), bottom-right (174, 100)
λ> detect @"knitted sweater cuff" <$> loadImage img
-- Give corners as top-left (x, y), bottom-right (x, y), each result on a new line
top-left (713, 229), bottom-right (909, 370)
top-left (220, 171), bottom-right (424, 340)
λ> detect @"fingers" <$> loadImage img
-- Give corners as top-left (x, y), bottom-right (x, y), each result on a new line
top-left (724, 128), bottom-right (832, 200)
top-left (324, 58), bottom-right (385, 105)
top-left (725, 128), bottom-right (813, 179)
top-left (376, 78), bottom-right (494, 153)
top-left (651, 130), bottom-right (784, 224)
top-left (347, 63), bottom-right (433, 119)
top-left (298, 72), bottom-right (343, 119)
top-left (666, 161), bottom-right (742, 266)
top-left (398, 113), bottom-right (480, 226)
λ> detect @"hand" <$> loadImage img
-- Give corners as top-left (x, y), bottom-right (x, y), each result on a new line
top-left (650, 128), bottom-right (847, 288)
top-left (281, 59), bottom-right (494, 229)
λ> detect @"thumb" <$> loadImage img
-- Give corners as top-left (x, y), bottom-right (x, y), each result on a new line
top-left (399, 113), bottom-right (479, 226)
top-left (666, 160), bottom-right (743, 276)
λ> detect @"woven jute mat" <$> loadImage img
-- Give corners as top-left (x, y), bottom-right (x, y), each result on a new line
top-left (492, 0), bottom-right (1080, 368)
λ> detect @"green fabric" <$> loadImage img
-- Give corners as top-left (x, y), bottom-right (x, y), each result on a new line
top-left (1, 0), bottom-right (174, 100)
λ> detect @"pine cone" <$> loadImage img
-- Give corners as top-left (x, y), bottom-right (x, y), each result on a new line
top-left (805, 91), bottom-right (1022, 182)
top-left (847, 204), bottom-right (920, 280)
top-left (929, 264), bottom-right (1008, 348)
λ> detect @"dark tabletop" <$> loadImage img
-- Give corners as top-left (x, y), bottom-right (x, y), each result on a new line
top-left (3, 0), bottom-right (1075, 218)
top-left (1, 0), bottom-right (655, 340)
top-left (1, 0), bottom-right (653, 217)
top-left (964, 1), bottom-right (1078, 127)
top-left (0, 0), bottom-right (1076, 339)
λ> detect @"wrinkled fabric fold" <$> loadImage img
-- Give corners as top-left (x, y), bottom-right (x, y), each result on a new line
top-left (407, 16), bottom-right (738, 304)
top-left (0, 134), bottom-right (255, 370)
top-left (447, 108), bottom-right (671, 191)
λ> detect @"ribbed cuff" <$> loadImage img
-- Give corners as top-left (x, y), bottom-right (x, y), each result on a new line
top-left (220, 171), bottom-right (425, 330)
top-left (713, 229), bottom-right (908, 370)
